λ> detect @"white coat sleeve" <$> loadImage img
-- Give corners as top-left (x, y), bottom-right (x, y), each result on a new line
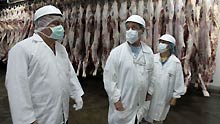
top-left (173, 63), bottom-right (186, 98)
top-left (148, 74), bottom-right (154, 95)
top-left (103, 52), bottom-right (121, 103)
top-left (5, 45), bottom-right (36, 124)
top-left (148, 63), bottom-right (155, 95)
top-left (68, 60), bottom-right (84, 99)
top-left (147, 54), bottom-right (154, 95)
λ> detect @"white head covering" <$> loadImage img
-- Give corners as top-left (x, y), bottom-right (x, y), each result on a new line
top-left (126, 15), bottom-right (145, 28)
top-left (159, 34), bottom-right (176, 45)
top-left (34, 5), bottom-right (63, 21)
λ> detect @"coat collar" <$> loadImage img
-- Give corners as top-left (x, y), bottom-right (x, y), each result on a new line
top-left (32, 33), bottom-right (44, 42)
top-left (125, 42), bottom-right (151, 66)
top-left (154, 53), bottom-right (180, 64)
top-left (125, 41), bottom-right (152, 54)
top-left (141, 42), bottom-right (152, 53)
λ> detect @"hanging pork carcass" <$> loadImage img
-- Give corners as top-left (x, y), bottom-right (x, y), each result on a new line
top-left (101, 1), bottom-right (111, 71)
top-left (110, 0), bottom-right (120, 48)
top-left (153, 0), bottom-right (163, 52)
top-left (174, 0), bottom-right (185, 59)
top-left (82, 3), bottom-right (94, 77)
top-left (138, 0), bottom-right (148, 45)
top-left (74, 4), bottom-right (84, 76)
top-left (128, 0), bottom-right (137, 16)
top-left (68, 5), bottom-right (77, 63)
top-left (143, 0), bottom-right (154, 47)
top-left (119, 0), bottom-right (128, 44)
top-left (91, 2), bottom-right (101, 76)
top-left (165, 0), bottom-right (174, 35)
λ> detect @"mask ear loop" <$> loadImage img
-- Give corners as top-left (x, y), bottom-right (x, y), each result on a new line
top-left (34, 27), bottom-right (52, 39)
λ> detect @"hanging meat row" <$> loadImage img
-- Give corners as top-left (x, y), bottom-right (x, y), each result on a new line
top-left (0, 0), bottom-right (220, 95)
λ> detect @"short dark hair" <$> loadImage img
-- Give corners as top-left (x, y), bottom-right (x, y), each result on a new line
top-left (138, 23), bottom-right (145, 29)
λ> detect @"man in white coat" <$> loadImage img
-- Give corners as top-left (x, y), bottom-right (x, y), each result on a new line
top-left (5, 5), bottom-right (84, 124)
top-left (103, 15), bottom-right (154, 124)
top-left (146, 34), bottom-right (186, 124)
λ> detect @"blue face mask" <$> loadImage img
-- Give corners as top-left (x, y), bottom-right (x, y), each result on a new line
top-left (49, 25), bottom-right (64, 40)
top-left (158, 43), bottom-right (168, 53)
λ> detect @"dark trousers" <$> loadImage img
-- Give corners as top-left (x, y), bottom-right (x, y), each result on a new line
top-left (63, 112), bottom-right (68, 124)
top-left (135, 116), bottom-right (141, 124)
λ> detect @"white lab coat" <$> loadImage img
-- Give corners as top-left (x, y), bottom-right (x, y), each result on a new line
top-left (147, 53), bottom-right (185, 122)
top-left (5, 33), bottom-right (84, 124)
top-left (103, 42), bottom-right (154, 124)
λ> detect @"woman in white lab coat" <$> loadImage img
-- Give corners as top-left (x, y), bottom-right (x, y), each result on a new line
top-left (5, 5), bottom-right (84, 124)
top-left (146, 34), bottom-right (186, 124)
top-left (103, 15), bottom-right (154, 124)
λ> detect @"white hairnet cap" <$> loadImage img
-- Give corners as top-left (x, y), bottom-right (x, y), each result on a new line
top-left (126, 15), bottom-right (145, 28)
top-left (34, 5), bottom-right (63, 21)
top-left (159, 34), bottom-right (176, 45)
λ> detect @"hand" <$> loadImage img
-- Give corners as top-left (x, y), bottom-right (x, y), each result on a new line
top-left (73, 96), bottom-right (83, 111)
top-left (146, 94), bottom-right (152, 101)
top-left (170, 98), bottom-right (176, 106)
top-left (114, 100), bottom-right (125, 111)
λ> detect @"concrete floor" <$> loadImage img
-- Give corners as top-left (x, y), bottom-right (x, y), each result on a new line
top-left (0, 64), bottom-right (220, 124)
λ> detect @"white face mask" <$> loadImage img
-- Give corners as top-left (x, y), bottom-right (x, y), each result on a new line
top-left (126, 29), bottom-right (139, 44)
top-left (158, 43), bottom-right (168, 53)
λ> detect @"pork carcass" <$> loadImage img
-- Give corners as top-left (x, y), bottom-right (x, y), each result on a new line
top-left (143, 0), bottom-right (154, 47)
top-left (110, 0), bottom-right (120, 48)
top-left (91, 3), bottom-right (101, 76)
top-left (138, 0), bottom-right (144, 17)
top-left (21, 18), bottom-right (31, 40)
top-left (153, 0), bottom-right (163, 52)
top-left (101, 1), bottom-right (111, 71)
top-left (7, 23), bottom-right (15, 49)
top-left (18, 6), bottom-right (28, 41)
top-left (183, 17), bottom-right (195, 91)
top-left (187, 0), bottom-right (196, 22)
top-left (11, 21), bottom-right (21, 48)
top-left (68, 6), bottom-right (77, 50)
top-left (68, 6), bottom-right (77, 63)
top-left (198, 0), bottom-right (211, 65)
top-left (83, 4), bottom-right (94, 77)
top-left (128, 0), bottom-right (137, 16)
top-left (3, 22), bottom-right (12, 62)
top-left (198, 72), bottom-right (210, 97)
top-left (119, 0), bottom-right (127, 44)
top-left (194, 0), bottom-right (202, 26)
top-left (174, 0), bottom-right (185, 58)
top-left (62, 7), bottom-right (71, 47)
top-left (137, 0), bottom-right (147, 44)
top-left (6, 20), bottom-right (16, 50)
top-left (27, 11), bottom-right (34, 37)
top-left (182, 0), bottom-right (200, 90)
top-left (197, 0), bottom-right (212, 96)
top-left (74, 5), bottom-right (84, 76)
top-left (209, 3), bottom-right (219, 76)
top-left (0, 29), bottom-right (7, 61)
top-left (165, 0), bottom-right (174, 35)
